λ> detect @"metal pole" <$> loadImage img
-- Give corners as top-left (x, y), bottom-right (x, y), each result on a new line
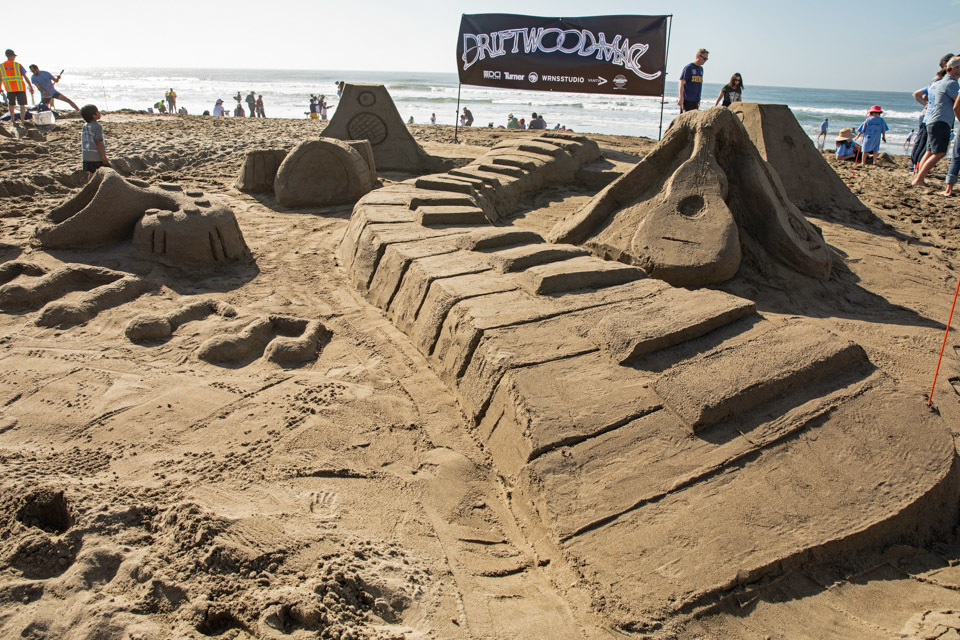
top-left (454, 83), bottom-right (462, 144)
top-left (658, 15), bottom-right (673, 141)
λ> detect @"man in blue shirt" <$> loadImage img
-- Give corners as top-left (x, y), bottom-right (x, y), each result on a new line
top-left (678, 49), bottom-right (708, 113)
top-left (913, 57), bottom-right (960, 187)
top-left (817, 118), bottom-right (829, 150)
top-left (28, 65), bottom-right (78, 111)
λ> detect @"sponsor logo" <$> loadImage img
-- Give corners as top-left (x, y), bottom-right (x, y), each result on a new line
top-left (528, 72), bottom-right (539, 83)
top-left (483, 70), bottom-right (502, 79)
top-left (613, 75), bottom-right (628, 90)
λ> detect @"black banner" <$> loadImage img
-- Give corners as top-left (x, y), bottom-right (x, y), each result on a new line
top-left (457, 13), bottom-right (669, 97)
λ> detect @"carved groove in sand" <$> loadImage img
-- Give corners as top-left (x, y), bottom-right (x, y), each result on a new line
top-left (197, 315), bottom-right (329, 366)
top-left (34, 169), bottom-right (253, 269)
top-left (337, 129), bottom-right (959, 627)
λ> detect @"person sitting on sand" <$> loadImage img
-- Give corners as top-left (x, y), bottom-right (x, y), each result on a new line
top-left (529, 112), bottom-right (546, 129)
top-left (835, 128), bottom-right (861, 161)
top-left (506, 113), bottom-right (519, 129)
top-left (462, 106), bottom-right (473, 126)
top-left (913, 56), bottom-right (960, 187)
top-left (234, 101), bottom-right (245, 117)
top-left (856, 105), bottom-right (888, 165)
top-left (28, 65), bottom-right (79, 112)
top-left (212, 98), bottom-right (227, 117)
top-left (154, 100), bottom-right (166, 114)
top-left (518, 118), bottom-right (526, 129)
top-left (714, 73), bottom-right (744, 107)
top-left (407, 115), bottom-right (414, 125)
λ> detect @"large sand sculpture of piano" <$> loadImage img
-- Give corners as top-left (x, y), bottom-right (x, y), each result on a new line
top-left (337, 109), bottom-right (959, 630)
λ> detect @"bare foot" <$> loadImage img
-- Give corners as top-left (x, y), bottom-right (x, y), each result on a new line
top-left (942, 190), bottom-right (954, 197)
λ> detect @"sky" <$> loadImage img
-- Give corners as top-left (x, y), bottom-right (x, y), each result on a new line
top-left (14, 0), bottom-right (960, 92)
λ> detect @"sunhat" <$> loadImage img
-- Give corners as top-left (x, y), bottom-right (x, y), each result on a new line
top-left (868, 105), bottom-right (883, 114)
top-left (508, 113), bottom-right (514, 118)
top-left (836, 128), bottom-right (856, 142)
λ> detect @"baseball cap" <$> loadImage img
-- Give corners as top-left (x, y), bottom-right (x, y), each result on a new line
top-left (4, 49), bottom-right (14, 57)
top-left (216, 98), bottom-right (223, 104)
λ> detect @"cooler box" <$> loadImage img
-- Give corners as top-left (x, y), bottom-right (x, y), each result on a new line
top-left (34, 111), bottom-right (55, 126)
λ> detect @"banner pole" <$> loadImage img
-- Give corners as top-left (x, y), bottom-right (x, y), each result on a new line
top-left (454, 83), bottom-right (462, 144)
top-left (658, 15), bottom-right (673, 141)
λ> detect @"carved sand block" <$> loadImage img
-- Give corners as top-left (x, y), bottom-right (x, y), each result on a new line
top-left (235, 149), bottom-right (288, 193)
top-left (125, 298), bottom-right (237, 342)
top-left (0, 263), bottom-right (154, 328)
top-left (550, 108), bottom-right (833, 287)
top-left (274, 138), bottom-right (376, 207)
top-left (198, 315), bottom-right (329, 365)
top-left (323, 83), bottom-right (434, 172)
top-left (337, 132), bottom-right (960, 628)
top-left (35, 169), bottom-right (253, 269)
top-left (730, 102), bottom-right (869, 216)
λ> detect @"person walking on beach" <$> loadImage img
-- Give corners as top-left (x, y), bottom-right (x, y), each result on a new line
top-left (678, 48), bottom-right (708, 113)
top-left (817, 118), bottom-right (829, 150)
top-left (913, 56), bottom-right (960, 187)
top-left (80, 104), bottom-right (109, 180)
top-left (462, 106), bottom-right (474, 126)
top-left (213, 98), bottom-right (227, 117)
top-left (911, 53), bottom-right (954, 171)
top-left (0, 50), bottom-right (34, 124)
top-left (165, 88), bottom-right (176, 113)
top-left (856, 106), bottom-right (888, 165)
top-left (256, 94), bottom-right (265, 118)
top-left (714, 73), bottom-right (743, 107)
top-left (28, 65), bottom-right (79, 112)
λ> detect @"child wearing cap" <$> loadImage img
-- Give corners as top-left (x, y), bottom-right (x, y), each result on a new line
top-left (856, 106), bottom-right (888, 164)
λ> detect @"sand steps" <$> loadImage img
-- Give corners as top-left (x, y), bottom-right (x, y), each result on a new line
top-left (337, 133), bottom-right (960, 628)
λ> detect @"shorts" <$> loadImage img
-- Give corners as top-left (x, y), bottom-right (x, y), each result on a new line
top-left (6, 91), bottom-right (27, 106)
top-left (83, 160), bottom-right (108, 173)
top-left (927, 121), bottom-right (952, 155)
top-left (681, 100), bottom-right (700, 113)
top-left (39, 91), bottom-right (63, 105)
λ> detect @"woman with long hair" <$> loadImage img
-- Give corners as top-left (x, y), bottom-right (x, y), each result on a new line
top-left (715, 73), bottom-right (744, 107)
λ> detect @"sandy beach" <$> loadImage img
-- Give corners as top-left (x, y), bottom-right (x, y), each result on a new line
top-left (1, 108), bottom-right (960, 640)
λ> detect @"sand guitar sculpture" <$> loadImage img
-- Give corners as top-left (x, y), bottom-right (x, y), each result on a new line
top-left (34, 168), bottom-right (252, 268)
top-left (550, 107), bottom-right (834, 286)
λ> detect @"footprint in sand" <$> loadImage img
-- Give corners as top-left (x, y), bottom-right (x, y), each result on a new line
top-left (0, 261), bottom-right (154, 329)
top-left (125, 298), bottom-right (237, 342)
top-left (308, 491), bottom-right (337, 514)
top-left (197, 315), bottom-right (330, 366)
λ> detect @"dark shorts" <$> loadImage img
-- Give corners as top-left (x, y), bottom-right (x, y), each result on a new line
top-left (7, 91), bottom-right (27, 106)
top-left (83, 160), bottom-right (108, 173)
top-left (928, 121), bottom-right (952, 155)
top-left (681, 100), bottom-right (700, 113)
top-left (39, 91), bottom-right (63, 105)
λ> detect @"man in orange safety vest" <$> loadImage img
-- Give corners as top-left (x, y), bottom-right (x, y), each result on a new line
top-left (1, 49), bottom-right (34, 124)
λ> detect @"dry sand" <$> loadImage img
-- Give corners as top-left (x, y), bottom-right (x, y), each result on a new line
top-left (0, 111), bottom-right (959, 640)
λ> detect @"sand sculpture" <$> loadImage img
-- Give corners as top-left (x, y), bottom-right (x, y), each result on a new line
top-left (322, 83), bottom-right (437, 173)
top-left (274, 139), bottom-right (376, 207)
top-left (34, 169), bottom-right (252, 268)
top-left (125, 298), bottom-right (237, 342)
top-left (731, 102), bottom-right (871, 216)
top-left (235, 149), bottom-right (288, 193)
top-left (337, 129), bottom-right (960, 628)
top-left (549, 108), bottom-right (833, 287)
top-left (197, 315), bottom-right (329, 365)
top-left (0, 263), bottom-right (153, 328)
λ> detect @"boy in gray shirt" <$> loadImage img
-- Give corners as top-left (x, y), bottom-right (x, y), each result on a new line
top-left (80, 104), bottom-right (109, 178)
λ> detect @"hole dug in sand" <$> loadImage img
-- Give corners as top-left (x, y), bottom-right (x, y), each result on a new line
top-left (15, 488), bottom-right (72, 534)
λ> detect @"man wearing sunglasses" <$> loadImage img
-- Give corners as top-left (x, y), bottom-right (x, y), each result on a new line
top-left (679, 49), bottom-right (709, 113)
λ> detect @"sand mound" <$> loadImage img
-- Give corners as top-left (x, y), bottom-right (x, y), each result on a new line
top-left (549, 108), bottom-right (832, 286)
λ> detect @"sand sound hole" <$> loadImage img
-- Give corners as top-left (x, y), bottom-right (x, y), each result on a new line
top-left (358, 91), bottom-right (376, 107)
top-left (348, 113), bottom-right (388, 145)
top-left (677, 194), bottom-right (705, 217)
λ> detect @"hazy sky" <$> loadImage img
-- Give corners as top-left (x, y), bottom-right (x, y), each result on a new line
top-left (12, 0), bottom-right (959, 92)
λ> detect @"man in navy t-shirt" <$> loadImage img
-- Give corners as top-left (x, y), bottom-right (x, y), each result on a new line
top-left (678, 49), bottom-right (708, 113)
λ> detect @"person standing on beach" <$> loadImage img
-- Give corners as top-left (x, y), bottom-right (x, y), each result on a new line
top-left (430, 113), bottom-right (436, 124)
top-left (856, 106), bottom-right (888, 164)
top-left (28, 65), bottom-right (79, 112)
top-left (911, 53), bottom-right (954, 171)
top-left (678, 49), bottom-right (708, 113)
top-left (80, 104), bottom-right (109, 179)
top-left (714, 73), bottom-right (743, 107)
top-left (245, 91), bottom-right (256, 118)
top-left (165, 88), bottom-right (176, 113)
top-left (817, 118), bottom-right (829, 150)
top-left (913, 56), bottom-right (960, 187)
top-left (0, 50), bottom-right (34, 124)
top-left (462, 106), bottom-right (474, 126)
top-left (256, 95), bottom-right (265, 118)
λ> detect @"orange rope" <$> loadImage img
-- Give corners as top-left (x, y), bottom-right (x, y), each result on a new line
top-left (929, 276), bottom-right (960, 405)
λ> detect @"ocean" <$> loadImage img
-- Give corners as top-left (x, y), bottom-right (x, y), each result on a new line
top-left (59, 67), bottom-right (924, 155)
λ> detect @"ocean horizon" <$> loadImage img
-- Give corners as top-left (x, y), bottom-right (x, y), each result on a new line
top-left (58, 67), bottom-right (924, 154)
